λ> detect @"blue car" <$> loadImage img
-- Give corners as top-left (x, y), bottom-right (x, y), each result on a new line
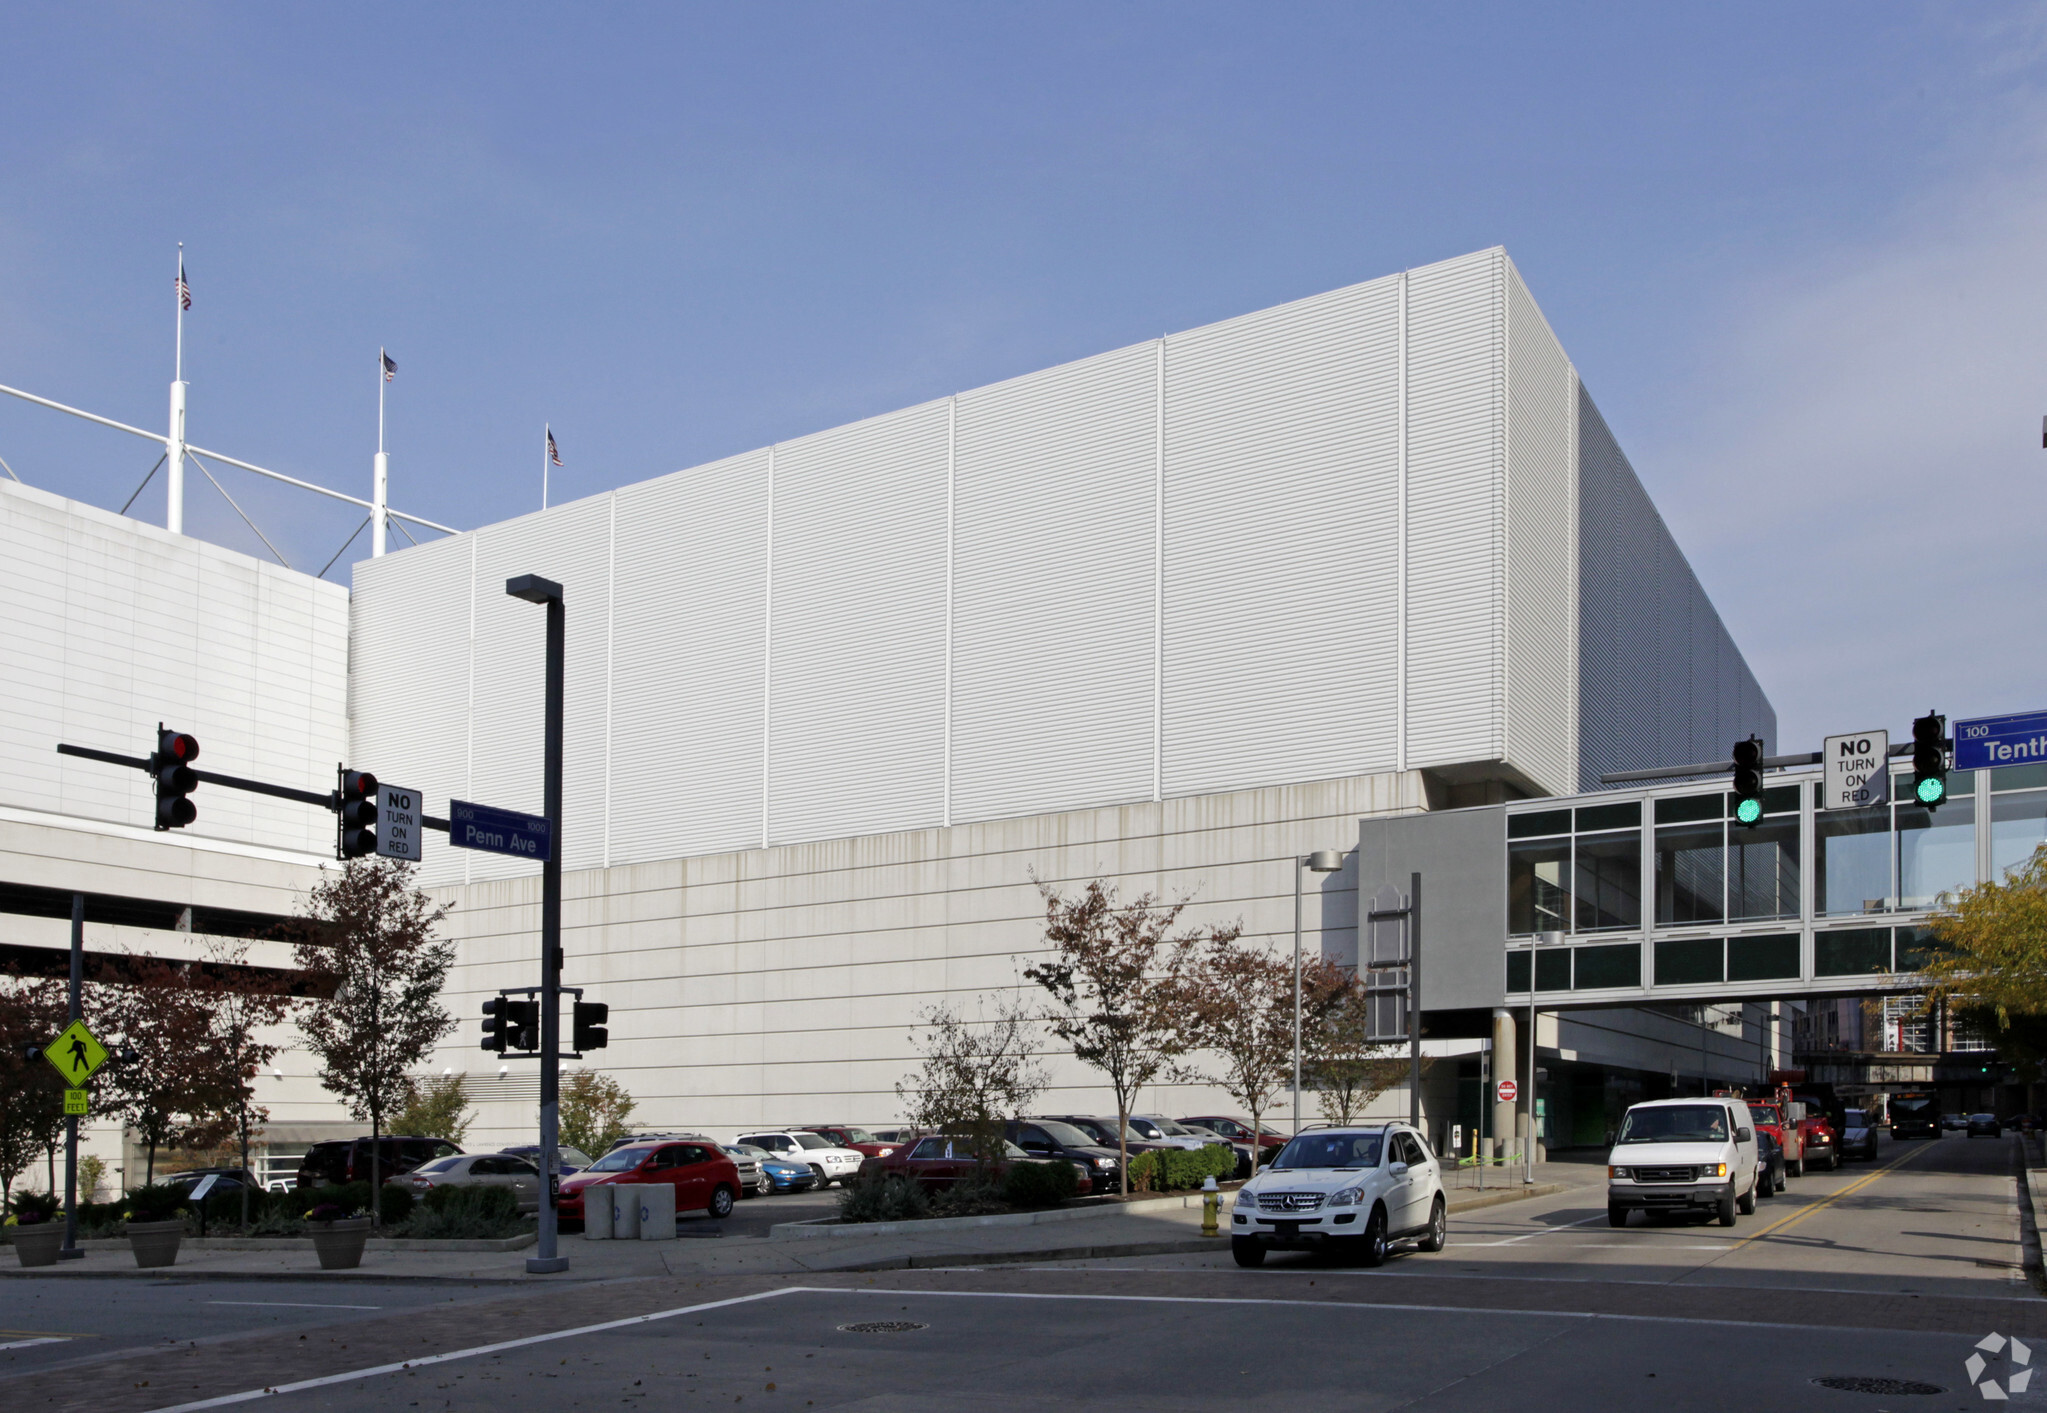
top-left (731, 1143), bottom-right (817, 1194)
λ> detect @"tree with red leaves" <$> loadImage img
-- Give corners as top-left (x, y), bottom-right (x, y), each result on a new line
top-left (0, 973), bottom-right (69, 1211)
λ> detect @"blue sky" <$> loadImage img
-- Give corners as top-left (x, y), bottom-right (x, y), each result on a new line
top-left (2, 4), bottom-right (2043, 751)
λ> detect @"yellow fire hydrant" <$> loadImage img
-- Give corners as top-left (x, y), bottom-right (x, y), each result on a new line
top-left (1201, 1175), bottom-right (1221, 1237)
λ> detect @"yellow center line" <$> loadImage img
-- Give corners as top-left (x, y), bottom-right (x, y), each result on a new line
top-left (1723, 1141), bottom-right (1939, 1252)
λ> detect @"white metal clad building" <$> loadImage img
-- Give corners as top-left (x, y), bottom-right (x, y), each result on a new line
top-left (344, 247), bottom-right (1778, 1138)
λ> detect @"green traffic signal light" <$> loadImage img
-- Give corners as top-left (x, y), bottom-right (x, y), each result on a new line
top-left (1734, 796), bottom-right (1763, 826)
top-left (1916, 775), bottom-right (1945, 806)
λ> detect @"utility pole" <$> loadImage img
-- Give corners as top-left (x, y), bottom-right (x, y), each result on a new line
top-left (59, 894), bottom-right (83, 1260)
top-left (508, 573), bottom-right (569, 1275)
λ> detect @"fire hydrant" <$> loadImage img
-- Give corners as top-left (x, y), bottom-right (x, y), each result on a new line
top-left (1201, 1175), bottom-right (1221, 1237)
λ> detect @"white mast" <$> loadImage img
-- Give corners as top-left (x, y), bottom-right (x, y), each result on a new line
top-left (372, 347), bottom-right (389, 557)
top-left (167, 244), bottom-right (188, 534)
top-left (543, 422), bottom-right (550, 511)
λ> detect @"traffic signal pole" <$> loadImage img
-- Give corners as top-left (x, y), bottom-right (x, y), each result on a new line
top-left (508, 573), bottom-right (569, 1275)
top-left (60, 893), bottom-right (83, 1261)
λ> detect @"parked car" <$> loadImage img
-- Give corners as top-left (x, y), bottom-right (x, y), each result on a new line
top-left (857, 1133), bottom-right (1092, 1196)
top-left (1004, 1119), bottom-right (1124, 1188)
top-left (1176, 1122), bottom-right (1258, 1178)
top-left (712, 1146), bottom-right (763, 1197)
top-left (1229, 1123), bottom-right (1445, 1268)
top-left (1941, 1112), bottom-right (1968, 1132)
top-left (869, 1127), bottom-right (918, 1145)
top-left (735, 1130), bottom-right (866, 1187)
top-left (296, 1136), bottom-right (462, 1189)
top-left (499, 1144), bottom-right (595, 1176)
top-left (1743, 1101), bottom-right (1805, 1176)
top-left (1968, 1112), bottom-right (2003, 1138)
top-left (1606, 1097), bottom-right (1760, 1228)
top-left (728, 1144), bottom-right (817, 1195)
top-left (1179, 1115), bottom-right (1288, 1156)
top-left (1755, 1128), bottom-right (1785, 1197)
top-left (1036, 1115), bottom-right (1170, 1158)
top-left (394, 1153), bottom-right (543, 1212)
top-left (160, 1166), bottom-right (262, 1195)
top-left (795, 1126), bottom-right (897, 1158)
top-left (1839, 1109), bottom-right (1880, 1161)
top-left (558, 1140), bottom-right (741, 1225)
top-left (1128, 1116), bottom-right (1222, 1151)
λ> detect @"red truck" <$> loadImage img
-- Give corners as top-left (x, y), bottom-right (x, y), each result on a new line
top-left (1744, 1100), bottom-right (1805, 1177)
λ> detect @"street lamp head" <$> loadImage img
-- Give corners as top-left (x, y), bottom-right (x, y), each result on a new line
top-left (1305, 850), bottom-right (1342, 873)
top-left (505, 573), bottom-right (564, 605)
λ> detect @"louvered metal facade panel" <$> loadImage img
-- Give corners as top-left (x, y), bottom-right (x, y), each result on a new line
top-left (1502, 261), bottom-right (1577, 794)
top-left (0, 478), bottom-right (347, 856)
top-left (1575, 386), bottom-right (1773, 789)
top-left (351, 532), bottom-right (474, 886)
top-left (608, 452), bottom-right (770, 865)
top-left (1403, 249), bottom-right (1506, 773)
top-left (1160, 276), bottom-right (1404, 798)
top-left (462, 502), bottom-right (613, 882)
top-left (950, 345), bottom-right (1156, 824)
top-left (767, 402), bottom-right (950, 845)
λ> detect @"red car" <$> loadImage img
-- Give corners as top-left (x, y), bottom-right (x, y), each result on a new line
top-left (798, 1125), bottom-right (897, 1158)
top-left (1178, 1115), bottom-right (1287, 1155)
top-left (858, 1134), bottom-right (1092, 1195)
top-left (558, 1140), bottom-right (742, 1224)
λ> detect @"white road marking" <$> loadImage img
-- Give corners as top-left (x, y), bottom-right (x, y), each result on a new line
top-left (208, 1302), bottom-right (384, 1311)
top-left (0, 1337), bottom-right (70, 1350)
top-left (1460, 1214), bottom-right (1608, 1247)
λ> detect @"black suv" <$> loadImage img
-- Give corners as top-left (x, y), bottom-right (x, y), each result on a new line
top-left (295, 1136), bottom-right (462, 1189)
top-left (1006, 1119), bottom-right (1125, 1188)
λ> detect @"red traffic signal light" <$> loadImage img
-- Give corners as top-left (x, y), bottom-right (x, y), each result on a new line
top-left (151, 727), bottom-right (201, 830)
top-left (338, 768), bottom-right (379, 858)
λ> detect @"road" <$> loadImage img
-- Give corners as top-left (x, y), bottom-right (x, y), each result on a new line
top-left (2, 1135), bottom-right (2037, 1412)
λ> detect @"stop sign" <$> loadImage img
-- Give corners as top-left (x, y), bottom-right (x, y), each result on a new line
top-left (1496, 1079), bottom-right (1519, 1104)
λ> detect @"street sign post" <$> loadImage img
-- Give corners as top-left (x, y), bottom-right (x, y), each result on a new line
top-left (1953, 709), bottom-right (2047, 773)
top-left (376, 782), bottom-right (424, 861)
top-left (448, 799), bottom-right (553, 862)
top-left (1822, 731), bottom-right (1891, 810)
top-left (1497, 1079), bottom-right (1519, 1105)
top-left (42, 1020), bottom-right (107, 1087)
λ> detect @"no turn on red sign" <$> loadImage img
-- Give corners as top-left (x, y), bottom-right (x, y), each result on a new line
top-left (1496, 1079), bottom-right (1519, 1104)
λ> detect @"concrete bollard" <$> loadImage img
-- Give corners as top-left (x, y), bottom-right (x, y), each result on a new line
top-left (582, 1185), bottom-right (615, 1239)
top-left (637, 1184), bottom-right (676, 1240)
top-left (610, 1184), bottom-right (643, 1240)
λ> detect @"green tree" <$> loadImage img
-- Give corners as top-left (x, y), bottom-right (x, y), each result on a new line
top-left (559, 1071), bottom-right (637, 1157)
top-left (393, 1074), bottom-right (473, 1145)
top-left (1308, 970), bottom-right (1421, 1127)
top-left (895, 994), bottom-right (1046, 1167)
top-left (289, 857), bottom-right (456, 1227)
top-left (1917, 844), bottom-right (2047, 1025)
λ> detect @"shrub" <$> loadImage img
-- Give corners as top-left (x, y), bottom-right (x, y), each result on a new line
top-left (1003, 1160), bottom-right (1079, 1209)
top-left (929, 1175), bottom-right (1008, 1218)
top-left (123, 1184), bottom-right (191, 1224)
top-left (1127, 1144), bottom-right (1236, 1193)
top-left (8, 1190), bottom-right (59, 1225)
top-left (302, 1182), bottom-right (413, 1224)
top-left (837, 1172), bottom-right (931, 1225)
top-left (402, 1183), bottom-right (524, 1239)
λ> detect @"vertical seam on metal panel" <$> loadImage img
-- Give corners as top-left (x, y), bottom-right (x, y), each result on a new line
top-left (1496, 251), bottom-right (1511, 764)
top-left (943, 395), bottom-right (956, 829)
top-left (1395, 271), bottom-right (1408, 775)
top-left (463, 532), bottom-right (475, 887)
top-left (603, 491), bottom-right (616, 871)
top-left (1567, 365), bottom-right (1581, 791)
top-left (1154, 327), bottom-right (1170, 794)
top-left (762, 444), bottom-right (775, 850)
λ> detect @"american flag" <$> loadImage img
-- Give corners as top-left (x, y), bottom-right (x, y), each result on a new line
top-left (175, 257), bottom-right (191, 311)
top-left (547, 428), bottom-right (563, 467)
top-left (381, 351), bottom-right (397, 382)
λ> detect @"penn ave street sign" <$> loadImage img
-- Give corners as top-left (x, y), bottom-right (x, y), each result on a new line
top-left (1953, 709), bottom-right (2047, 773)
top-left (376, 782), bottom-right (424, 861)
top-left (1822, 730), bottom-right (1890, 811)
top-left (449, 799), bottom-right (553, 862)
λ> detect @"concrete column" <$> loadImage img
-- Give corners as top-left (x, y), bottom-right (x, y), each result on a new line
top-left (1491, 1008), bottom-right (1516, 1165)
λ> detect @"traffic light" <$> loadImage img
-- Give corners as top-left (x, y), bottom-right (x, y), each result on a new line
top-left (573, 1000), bottom-right (609, 1052)
top-left (1731, 735), bottom-right (1765, 827)
top-left (338, 768), bottom-right (379, 858)
top-left (150, 727), bottom-right (200, 830)
top-left (506, 998), bottom-right (540, 1051)
top-left (1911, 711), bottom-right (1948, 810)
top-left (480, 997), bottom-right (509, 1053)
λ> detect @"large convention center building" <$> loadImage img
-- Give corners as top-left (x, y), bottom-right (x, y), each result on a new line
top-left (5, 247), bottom-right (1831, 1181)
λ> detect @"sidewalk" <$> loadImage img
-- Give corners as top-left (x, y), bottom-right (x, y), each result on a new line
top-left (0, 1171), bottom-right (1596, 1284)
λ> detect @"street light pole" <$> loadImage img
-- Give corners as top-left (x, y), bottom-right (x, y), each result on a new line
top-left (507, 573), bottom-right (568, 1276)
top-left (1291, 850), bottom-right (1344, 1139)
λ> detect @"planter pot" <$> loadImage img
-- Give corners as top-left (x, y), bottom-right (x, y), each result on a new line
top-left (309, 1217), bottom-right (372, 1270)
top-left (125, 1219), bottom-right (185, 1269)
top-left (11, 1224), bottom-right (65, 1267)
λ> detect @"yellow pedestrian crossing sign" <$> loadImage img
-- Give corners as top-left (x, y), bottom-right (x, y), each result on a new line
top-left (43, 1020), bottom-right (108, 1086)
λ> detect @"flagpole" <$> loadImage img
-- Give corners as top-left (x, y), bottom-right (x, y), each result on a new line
top-left (543, 423), bottom-right (550, 512)
top-left (372, 349), bottom-right (389, 558)
top-left (167, 244), bottom-right (187, 535)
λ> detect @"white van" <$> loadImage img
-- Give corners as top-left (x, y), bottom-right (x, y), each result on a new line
top-left (1606, 1096), bottom-right (1760, 1228)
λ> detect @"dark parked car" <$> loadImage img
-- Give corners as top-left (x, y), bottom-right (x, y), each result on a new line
top-left (296, 1136), bottom-right (462, 1189)
top-left (1005, 1119), bottom-right (1124, 1189)
top-left (1036, 1115), bottom-right (1169, 1159)
top-left (161, 1166), bottom-right (261, 1195)
top-left (1754, 1129), bottom-right (1784, 1197)
top-left (1177, 1115), bottom-right (1288, 1156)
top-left (1968, 1112), bottom-right (2003, 1139)
top-left (858, 1134), bottom-right (1093, 1196)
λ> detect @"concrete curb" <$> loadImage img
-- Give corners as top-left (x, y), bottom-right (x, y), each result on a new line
top-left (770, 1190), bottom-right (1218, 1241)
top-left (2013, 1137), bottom-right (2046, 1300)
top-left (4, 1232), bottom-right (538, 1254)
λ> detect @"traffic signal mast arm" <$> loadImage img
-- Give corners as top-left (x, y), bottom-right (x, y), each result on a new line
top-left (1599, 740), bottom-right (1918, 786)
top-left (55, 742), bottom-right (453, 829)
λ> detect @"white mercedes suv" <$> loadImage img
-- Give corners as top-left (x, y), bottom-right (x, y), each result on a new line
top-left (1230, 1123), bottom-right (1446, 1267)
top-left (735, 1130), bottom-right (866, 1187)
